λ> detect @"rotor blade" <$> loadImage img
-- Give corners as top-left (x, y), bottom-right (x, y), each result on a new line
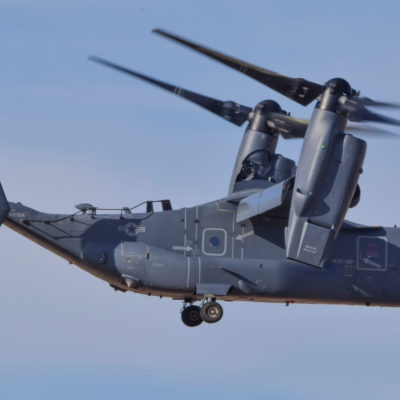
top-left (354, 97), bottom-right (400, 109)
top-left (343, 96), bottom-right (400, 112)
top-left (267, 114), bottom-right (400, 139)
top-left (267, 113), bottom-right (400, 139)
top-left (89, 56), bottom-right (253, 127)
top-left (152, 29), bottom-right (323, 106)
top-left (268, 114), bottom-right (309, 139)
top-left (348, 106), bottom-right (400, 127)
top-left (346, 124), bottom-right (400, 139)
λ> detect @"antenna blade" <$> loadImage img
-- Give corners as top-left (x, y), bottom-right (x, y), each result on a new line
top-left (89, 56), bottom-right (252, 126)
top-left (153, 29), bottom-right (323, 106)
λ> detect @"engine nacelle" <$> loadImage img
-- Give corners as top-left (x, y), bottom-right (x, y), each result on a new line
top-left (285, 107), bottom-right (367, 268)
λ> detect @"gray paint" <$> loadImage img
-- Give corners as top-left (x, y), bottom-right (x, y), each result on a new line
top-left (3, 198), bottom-right (400, 308)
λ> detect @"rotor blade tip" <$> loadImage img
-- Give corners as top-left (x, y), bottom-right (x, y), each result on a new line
top-left (88, 55), bottom-right (104, 63)
top-left (152, 28), bottom-right (177, 40)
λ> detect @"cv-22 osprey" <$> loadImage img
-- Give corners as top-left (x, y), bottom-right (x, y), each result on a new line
top-left (2, 30), bottom-right (400, 326)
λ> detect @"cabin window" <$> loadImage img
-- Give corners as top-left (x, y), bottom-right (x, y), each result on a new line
top-left (209, 236), bottom-right (220, 247)
top-left (202, 228), bottom-right (227, 256)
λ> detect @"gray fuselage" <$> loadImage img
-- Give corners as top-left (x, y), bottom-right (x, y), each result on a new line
top-left (5, 199), bottom-right (400, 307)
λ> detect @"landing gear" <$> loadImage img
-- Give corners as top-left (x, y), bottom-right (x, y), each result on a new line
top-left (180, 299), bottom-right (224, 327)
top-left (200, 301), bottom-right (223, 324)
top-left (181, 305), bottom-right (202, 327)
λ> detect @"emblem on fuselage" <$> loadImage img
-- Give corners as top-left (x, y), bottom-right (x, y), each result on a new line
top-left (118, 222), bottom-right (146, 237)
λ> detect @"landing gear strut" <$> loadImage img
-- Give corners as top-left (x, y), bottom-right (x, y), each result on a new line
top-left (180, 298), bottom-right (224, 327)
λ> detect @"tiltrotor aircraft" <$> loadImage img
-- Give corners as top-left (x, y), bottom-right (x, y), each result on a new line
top-left (3, 30), bottom-right (400, 327)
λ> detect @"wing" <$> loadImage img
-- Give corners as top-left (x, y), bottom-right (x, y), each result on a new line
top-left (231, 178), bottom-right (294, 223)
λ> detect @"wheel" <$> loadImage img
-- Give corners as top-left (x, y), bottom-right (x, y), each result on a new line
top-left (181, 305), bottom-right (202, 327)
top-left (200, 301), bottom-right (223, 324)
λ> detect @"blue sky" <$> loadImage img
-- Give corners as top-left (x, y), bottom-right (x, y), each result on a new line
top-left (1, 1), bottom-right (400, 399)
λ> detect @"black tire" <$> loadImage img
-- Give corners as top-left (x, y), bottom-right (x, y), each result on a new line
top-left (200, 301), bottom-right (223, 323)
top-left (181, 305), bottom-right (202, 327)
